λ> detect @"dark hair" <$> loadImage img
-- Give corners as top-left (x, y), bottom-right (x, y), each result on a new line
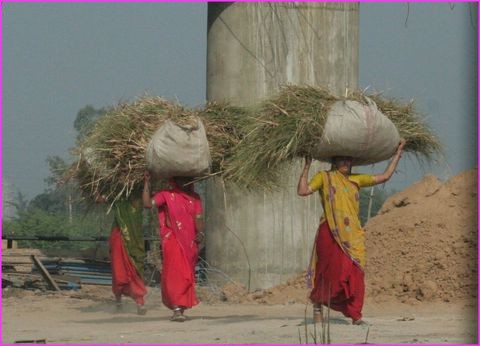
top-left (332, 156), bottom-right (353, 162)
top-left (173, 176), bottom-right (195, 191)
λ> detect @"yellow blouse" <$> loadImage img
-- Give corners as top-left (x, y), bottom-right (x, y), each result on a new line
top-left (309, 172), bottom-right (376, 192)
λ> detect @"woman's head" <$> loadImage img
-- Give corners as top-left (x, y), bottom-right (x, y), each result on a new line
top-left (331, 156), bottom-right (353, 175)
top-left (172, 176), bottom-right (195, 192)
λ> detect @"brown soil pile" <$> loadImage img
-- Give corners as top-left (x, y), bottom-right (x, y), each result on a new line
top-left (365, 169), bottom-right (478, 303)
top-left (197, 274), bottom-right (310, 305)
top-left (246, 274), bottom-right (310, 304)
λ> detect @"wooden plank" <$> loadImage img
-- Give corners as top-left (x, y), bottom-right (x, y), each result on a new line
top-left (79, 281), bottom-right (111, 286)
top-left (14, 339), bottom-right (46, 344)
top-left (30, 255), bottom-right (61, 291)
top-left (3, 272), bottom-right (81, 285)
top-left (53, 269), bottom-right (112, 281)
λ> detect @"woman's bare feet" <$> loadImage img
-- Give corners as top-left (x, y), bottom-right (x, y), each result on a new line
top-left (115, 296), bottom-right (122, 312)
top-left (352, 319), bottom-right (369, 326)
top-left (137, 304), bottom-right (147, 315)
top-left (170, 307), bottom-right (186, 322)
top-left (313, 305), bottom-right (323, 324)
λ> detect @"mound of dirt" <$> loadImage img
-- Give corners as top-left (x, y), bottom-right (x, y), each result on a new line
top-left (197, 275), bottom-right (310, 305)
top-left (364, 169), bottom-right (478, 304)
top-left (245, 274), bottom-right (310, 305)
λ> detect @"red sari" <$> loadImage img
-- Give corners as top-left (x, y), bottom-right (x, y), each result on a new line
top-left (153, 184), bottom-right (202, 310)
top-left (109, 227), bottom-right (147, 305)
top-left (309, 221), bottom-right (365, 321)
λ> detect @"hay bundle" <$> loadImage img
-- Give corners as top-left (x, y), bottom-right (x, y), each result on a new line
top-left (71, 98), bottom-right (252, 204)
top-left (72, 96), bottom-right (196, 204)
top-left (198, 102), bottom-right (253, 176)
top-left (146, 117), bottom-right (211, 178)
top-left (220, 86), bottom-right (338, 189)
top-left (224, 85), bottom-right (441, 189)
top-left (356, 93), bottom-right (441, 160)
top-left (311, 98), bottom-right (401, 165)
top-left (70, 85), bottom-right (441, 198)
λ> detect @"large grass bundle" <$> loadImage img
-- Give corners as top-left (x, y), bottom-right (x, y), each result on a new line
top-left (70, 85), bottom-right (441, 199)
top-left (197, 102), bottom-right (253, 176)
top-left (355, 92), bottom-right (441, 159)
top-left (72, 97), bottom-right (253, 205)
top-left (223, 86), bottom-right (338, 188)
top-left (72, 96), bottom-right (196, 205)
top-left (224, 85), bottom-right (441, 189)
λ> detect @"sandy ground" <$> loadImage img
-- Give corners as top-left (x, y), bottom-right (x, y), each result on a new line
top-left (2, 286), bottom-right (477, 344)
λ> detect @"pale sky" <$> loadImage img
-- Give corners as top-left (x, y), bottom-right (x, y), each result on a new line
top-left (2, 2), bottom-right (477, 201)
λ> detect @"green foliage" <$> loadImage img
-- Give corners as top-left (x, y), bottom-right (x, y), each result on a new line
top-left (29, 189), bottom-right (67, 214)
top-left (2, 207), bottom-right (112, 250)
top-left (44, 155), bottom-right (69, 187)
top-left (2, 104), bottom-right (113, 250)
top-left (73, 105), bottom-right (106, 143)
top-left (5, 190), bottom-right (29, 215)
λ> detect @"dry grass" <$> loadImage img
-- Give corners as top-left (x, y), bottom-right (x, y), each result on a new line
top-left (224, 85), bottom-right (441, 189)
top-left (69, 86), bottom-right (442, 197)
top-left (71, 96), bottom-right (196, 205)
top-left (223, 85), bottom-right (337, 189)
top-left (197, 101), bottom-right (253, 176)
top-left (355, 92), bottom-right (441, 159)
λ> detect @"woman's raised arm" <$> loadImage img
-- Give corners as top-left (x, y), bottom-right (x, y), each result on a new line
top-left (143, 171), bottom-right (153, 208)
top-left (298, 157), bottom-right (314, 196)
top-left (373, 139), bottom-right (406, 185)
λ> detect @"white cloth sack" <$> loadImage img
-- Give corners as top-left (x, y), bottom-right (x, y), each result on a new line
top-left (311, 98), bottom-right (400, 165)
top-left (146, 118), bottom-right (211, 177)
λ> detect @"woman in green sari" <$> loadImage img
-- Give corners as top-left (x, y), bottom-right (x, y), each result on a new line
top-left (98, 194), bottom-right (147, 315)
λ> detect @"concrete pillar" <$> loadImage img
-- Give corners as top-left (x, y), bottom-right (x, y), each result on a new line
top-left (205, 2), bottom-right (359, 290)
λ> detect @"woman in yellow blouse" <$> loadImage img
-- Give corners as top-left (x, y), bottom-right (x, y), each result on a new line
top-left (297, 139), bottom-right (406, 325)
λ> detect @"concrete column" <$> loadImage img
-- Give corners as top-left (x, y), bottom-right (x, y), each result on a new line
top-left (206, 2), bottom-right (359, 290)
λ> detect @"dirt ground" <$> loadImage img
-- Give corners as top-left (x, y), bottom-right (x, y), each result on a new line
top-left (2, 286), bottom-right (477, 344)
top-left (2, 169), bottom-right (478, 344)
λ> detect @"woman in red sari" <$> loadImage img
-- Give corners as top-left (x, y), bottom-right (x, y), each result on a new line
top-left (143, 172), bottom-right (204, 322)
top-left (297, 139), bottom-right (406, 325)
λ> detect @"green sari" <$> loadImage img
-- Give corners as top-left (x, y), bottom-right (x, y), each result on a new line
top-left (113, 198), bottom-right (145, 277)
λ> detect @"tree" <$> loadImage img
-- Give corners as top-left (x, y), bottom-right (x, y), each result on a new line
top-left (73, 105), bottom-right (106, 143)
top-left (44, 155), bottom-right (69, 187)
top-left (2, 104), bottom-right (112, 250)
top-left (7, 190), bottom-right (29, 215)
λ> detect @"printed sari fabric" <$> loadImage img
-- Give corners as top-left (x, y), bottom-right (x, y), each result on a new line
top-left (109, 198), bottom-right (147, 305)
top-left (309, 220), bottom-right (365, 320)
top-left (153, 184), bottom-right (202, 310)
top-left (307, 170), bottom-right (375, 320)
